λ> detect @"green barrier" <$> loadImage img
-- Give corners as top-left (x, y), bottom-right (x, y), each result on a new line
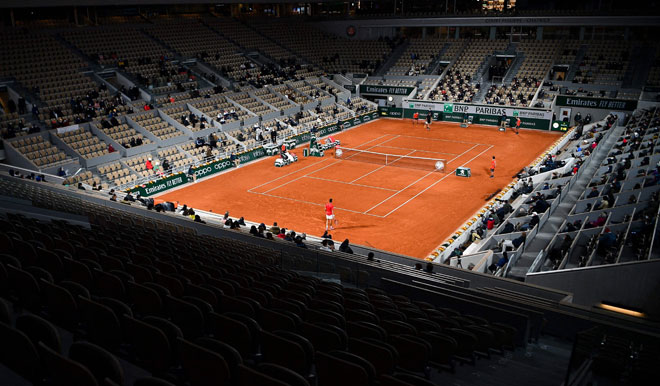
top-left (401, 101), bottom-right (552, 130)
top-left (378, 106), bottom-right (404, 118)
top-left (192, 157), bottom-right (234, 179)
top-left (130, 172), bottom-right (189, 197)
top-left (551, 120), bottom-right (570, 132)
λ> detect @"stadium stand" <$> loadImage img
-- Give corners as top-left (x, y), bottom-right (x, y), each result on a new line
top-left (251, 20), bottom-right (395, 75)
top-left (1, 5), bottom-right (660, 386)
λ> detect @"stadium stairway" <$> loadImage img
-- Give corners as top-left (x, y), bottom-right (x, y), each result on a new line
top-left (430, 335), bottom-right (572, 386)
top-left (621, 45), bottom-right (656, 89)
top-left (502, 53), bottom-right (525, 84)
top-left (374, 40), bottom-right (410, 76)
top-left (507, 124), bottom-right (626, 280)
top-left (565, 44), bottom-right (588, 83)
top-left (424, 42), bottom-right (451, 75)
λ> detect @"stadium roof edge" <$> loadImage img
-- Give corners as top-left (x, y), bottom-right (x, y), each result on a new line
top-left (322, 15), bottom-right (660, 28)
top-left (0, 0), bottom-right (336, 8)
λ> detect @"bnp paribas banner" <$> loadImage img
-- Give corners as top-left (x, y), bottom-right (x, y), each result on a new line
top-left (404, 100), bottom-right (552, 130)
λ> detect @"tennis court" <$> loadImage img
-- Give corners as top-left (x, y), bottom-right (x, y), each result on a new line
top-left (158, 119), bottom-right (561, 258)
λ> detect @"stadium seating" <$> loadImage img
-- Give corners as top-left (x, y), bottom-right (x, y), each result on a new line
top-left (7, 135), bottom-right (69, 168)
top-left (55, 127), bottom-right (109, 159)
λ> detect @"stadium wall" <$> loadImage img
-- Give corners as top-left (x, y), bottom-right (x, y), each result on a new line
top-left (526, 259), bottom-right (660, 318)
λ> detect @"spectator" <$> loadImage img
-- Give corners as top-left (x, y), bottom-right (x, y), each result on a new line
top-left (425, 262), bottom-right (434, 273)
top-left (145, 158), bottom-right (153, 173)
top-left (277, 228), bottom-right (286, 239)
top-left (270, 222), bottom-right (280, 234)
top-left (187, 165), bottom-right (196, 183)
top-left (194, 215), bottom-right (206, 224)
top-left (295, 236), bottom-right (307, 248)
top-left (320, 239), bottom-right (332, 252)
top-left (339, 239), bottom-right (354, 254)
top-left (110, 194), bottom-right (117, 201)
top-left (249, 225), bottom-right (259, 236)
top-left (587, 187), bottom-right (599, 198)
top-left (77, 182), bottom-right (85, 190)
top-left (108, 144), bottom-right (115, 153)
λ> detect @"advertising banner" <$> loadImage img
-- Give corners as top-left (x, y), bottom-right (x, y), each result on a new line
top-left (360, 85), bottom-right (416, 96)
top-left (555, 95), bottom-right (637, 111)
top-left (404, 100), bottom-right (552, 130)
top-left (130, 173), bottom-right (188, 197)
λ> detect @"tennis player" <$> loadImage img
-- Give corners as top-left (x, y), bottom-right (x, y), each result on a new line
top-left (413, 111), bottom-right (419, 126)
top-left (425, 110), bottom-right (432, 131)
top-left (325, 198), bottom-right (337, 231)
top-left (515, 117), bottom-right (521, 135)
top-left (490, 156), bottom-right (496, 178)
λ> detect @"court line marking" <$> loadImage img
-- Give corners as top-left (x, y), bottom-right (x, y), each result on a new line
top-left (448, 143), bottom-right (480, 163)
top-left (304, 176), bottom-right (400, 192)
top-left (381, 144), bottom-right (494, 217)
top-left (349, 149), bottom-right (417, 184)
top-left (247, 133), bottom-right (391, 192)
top-left (376, 145), bottom-right (460, 156)
top-left (262, 160), bottom-right (341, 194)
top-left (363, 144), bottom-right (492, 215)
top-left (248, 190), bottom-right (385, 217)
top-left (397, 134), bottom-right (488, 146)
top-left (258, 134), bottom-right (399, 195)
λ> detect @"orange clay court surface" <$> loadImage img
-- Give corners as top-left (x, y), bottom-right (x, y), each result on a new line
top-left (159, 119), bottom-right (561, 258)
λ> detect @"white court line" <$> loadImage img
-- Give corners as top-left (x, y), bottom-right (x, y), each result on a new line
top-left (398, 134), bottom-right (488, 146)
top-left (262, 160), bottom-right (341, 194)
top-left (381, 144), bottom-right (494, 217)
top-left (247, 133), bottom-right (391, 192)
top-left (248, 190), bottom-right (384, 217)
top-left (448, 143), bottom-right (480, 163)
top-left (363, 144), bottom-right (491, 215)
top-left (304, 176), bottom-right (400, 192)
top-left (349, 149), bottom-right (417, 184)
top-left (376, 145), bottom-right (460, 156)
top-left (261, 134), bottom-right (399, 195)
top-left (307, 134), bottom-right (401, 178)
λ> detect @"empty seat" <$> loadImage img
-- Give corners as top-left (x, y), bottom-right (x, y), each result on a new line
top-left (316, 351), bottom-right (370, 386)
top-left (16, 314), bottom-right (62, 353)
top-left (69, 341), bottom-right (125, 386)
top-left (177, 338), bottom-right (231, 386)
top-left (39, 341), bottom-right (98, 386)
top-left (0, 322), bottom-right (41, 383)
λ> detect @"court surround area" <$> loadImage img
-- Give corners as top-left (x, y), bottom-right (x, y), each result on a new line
top-left (159, 119), bottom-right (561, 258)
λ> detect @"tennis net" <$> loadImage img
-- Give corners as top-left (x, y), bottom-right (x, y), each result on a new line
top-left (334, 147), bottom-right (446, 172)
